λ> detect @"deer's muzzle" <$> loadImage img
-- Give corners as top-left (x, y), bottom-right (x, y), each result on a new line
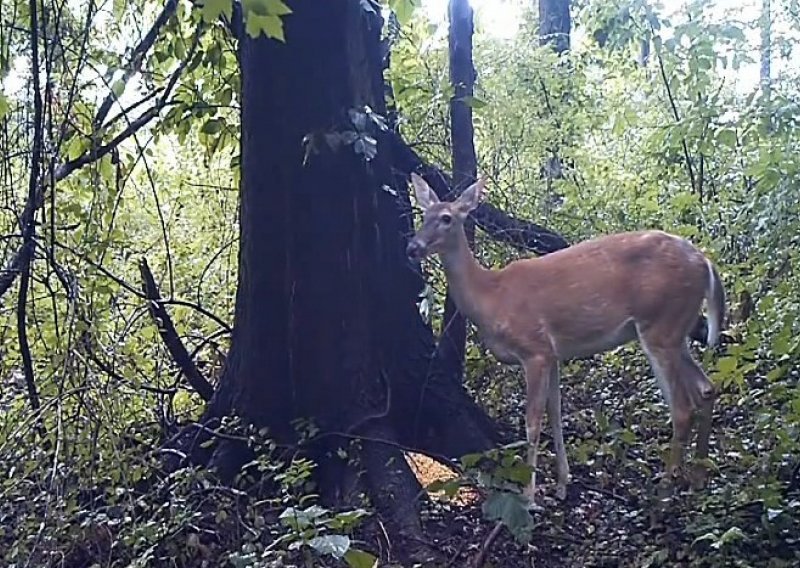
top-left (406, 239), bottom-right (428, 261)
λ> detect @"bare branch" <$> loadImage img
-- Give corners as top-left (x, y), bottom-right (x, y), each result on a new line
top-left (93, 0), bottom-right (178, 128)
top-left (53, 105), bottom-right (159, 181)
top-left (386, 131), bottom-right (570, 255)
top-left (139, 257), bottom-right (215, 402)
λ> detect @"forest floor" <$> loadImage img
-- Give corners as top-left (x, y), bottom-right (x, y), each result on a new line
top-left (6, 347), bottom-right (797, 567)
top-left (393, 348), bottom-right (800, 567)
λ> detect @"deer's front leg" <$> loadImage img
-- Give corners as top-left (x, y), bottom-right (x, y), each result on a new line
top-left (522, 354), bottom-right (554, 511)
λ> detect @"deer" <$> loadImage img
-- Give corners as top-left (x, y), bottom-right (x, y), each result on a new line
top-left (405, 173), bottom-right (725, 510)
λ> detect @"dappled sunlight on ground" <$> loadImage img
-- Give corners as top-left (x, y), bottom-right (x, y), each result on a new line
top-left (404, 451), bottom-right (481, 506)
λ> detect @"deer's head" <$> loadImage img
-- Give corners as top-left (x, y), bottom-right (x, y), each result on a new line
top-left (406, 173), bottom-right (486, 261)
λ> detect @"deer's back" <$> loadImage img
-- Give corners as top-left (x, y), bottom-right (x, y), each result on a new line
top-left (486, 230), bottom-right (710, 359)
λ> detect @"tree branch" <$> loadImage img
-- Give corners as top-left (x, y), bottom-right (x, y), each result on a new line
top-left (0, 22), bottom-right (201, 303)
top-left (139, 257), bottom-right (215, 402)
top-left (386, 131), bottom-right (570, 254)
top-left (93, 0), bottom-right (178, 128)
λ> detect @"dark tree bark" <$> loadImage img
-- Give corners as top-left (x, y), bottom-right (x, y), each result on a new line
top-left (538, 0), bottom-right (571, 200)
top-left (539, 0), bottom-right (571, 53)
top-left (437, 0), bottom-right (478, 384)
top-left (164, 3), bottom-right (499, 554)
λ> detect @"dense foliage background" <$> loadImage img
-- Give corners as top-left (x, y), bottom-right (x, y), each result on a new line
top-left (0, 0), bottom-right (798, 565)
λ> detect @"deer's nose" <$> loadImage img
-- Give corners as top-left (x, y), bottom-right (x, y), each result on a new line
top-left (406, 239), bottom-right (427, 260)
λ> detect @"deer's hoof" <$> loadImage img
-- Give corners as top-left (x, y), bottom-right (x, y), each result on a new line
top-left (523, 486), bottom-right (543, 512)
top-left (555, 484), bottom-right (567, 501)
top-left (525, 499), bottom-right (544, 513)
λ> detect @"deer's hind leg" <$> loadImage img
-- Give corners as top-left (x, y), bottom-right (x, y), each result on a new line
top-left (639, 328), bottom-right (716, 484)
top-left (637, 333), bottom-right (696, 480)
top-left (679, 343), bottom-right (716, 487)
top-left (546, 361), bottom-right (569, 500)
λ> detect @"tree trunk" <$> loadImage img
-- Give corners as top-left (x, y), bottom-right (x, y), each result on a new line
top-left (538, 0), bottom-right (571, 54)
top-left (437, 0), bottom-right (478, 384)
top-left (164, 2), bottom-right (500, 555)
top-left (538, 0), bottom-right (571, 208)
top-left (760, 0), bottom-right (771, 99)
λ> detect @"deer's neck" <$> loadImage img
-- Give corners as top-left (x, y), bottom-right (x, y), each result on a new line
top-left (439, 230), bottom-right (494, 325)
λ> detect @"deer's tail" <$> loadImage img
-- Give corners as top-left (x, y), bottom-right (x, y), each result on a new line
top-left (705, 259), bottom-right (726, 347)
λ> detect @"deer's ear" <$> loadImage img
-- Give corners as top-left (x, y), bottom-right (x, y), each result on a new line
top-left (456, 175), bottom-right (487, 214)
top-left (410, 173), bottom-right (440, 210)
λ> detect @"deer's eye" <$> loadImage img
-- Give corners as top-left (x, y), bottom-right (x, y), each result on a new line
top-left (440, 213), bottom-right (452, 225)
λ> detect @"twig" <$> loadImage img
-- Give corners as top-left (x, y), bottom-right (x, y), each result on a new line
top-left (575, 479), bottom-right (633, 505)
top-left (51, 240), bottom-right (232, 332)
top-left (471, 521), bottom-right (504, 568)
top-left (162, 298), bottom-right (231, 333)
top-left (311, 430), bottom-right (465, 478)
top-left (79, 331), bottom-right (178, 395)
top-left (652, 24), bottom-right (698, 195)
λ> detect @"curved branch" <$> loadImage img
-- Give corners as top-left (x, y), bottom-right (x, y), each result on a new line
top-left (386, 131), bottom-right (570, 255)
top-left (17, 0), bottom-right (46, 412)
top-left (139, 257), bottom-right (215, 402)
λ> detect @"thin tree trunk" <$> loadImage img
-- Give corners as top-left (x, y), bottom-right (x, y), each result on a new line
top-left (760, 0), bottom-right (771, 99)
top-left (538, 0), bottom-right (571, 53)
top-left (438, 0), bottom-right (478, 384)
top-left (537, 0), bottom-right (571, 207)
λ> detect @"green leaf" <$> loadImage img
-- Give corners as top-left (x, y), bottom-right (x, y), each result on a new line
top-left (390, 0), bottom-right (420, 25)
top-left (715, 356), bottom-right (738, 376)
top-left (113, 0), bottom-right (126, 19)
top-left (278, 505), bottom-right (327, 530)
top-left (65, 135), bottom-right (88, 161)
top-left (99, 155), bottom-right (115, 183)
top-left (309, 535), bottom-right (350, 558)
top-left (714, 526), bottom-right (746, 548)
top-left (692, 531), bottom-right (719, 547)
top-left (201, 0), bottom-right (233, 23)
top-left (426, 478), bottom-right (462, 497)
top-left (462, 95), bottom-right (487, 109)
top-left (201, 118), bottom-right (223, 135)
top-left (265, 0), bottom-right (292, 15)
top-left (344, 549), bottom-right (378, 568)
top-left (242, 0), bottom-right (291, 17)
top-left (716, 128), bottom-right (737, 148)
top-left (111, 78), bottom-right (126, 98)
top-left (245, 14), bottom-right (286, 41)
top-left (461, 452), bottom-right (483, 469)
top-left (499, 463), bottom-right (532, 485)
top-left (618, 428), bottom-right (636, 445)
top-left (481, 491), bottom-right (533, 543)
